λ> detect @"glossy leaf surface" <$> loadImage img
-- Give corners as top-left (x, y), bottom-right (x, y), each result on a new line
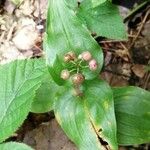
top-left (44, 0), bottom-right (103, 85)
top-left (84, 79), bottom-right (117, 149)
top-left (113, 86), bottom-right (150, 145)
top-left (77, 0), bottom-right (127, 40)
top-left (91, 0), bottom-right (107, 7)
top-left (55, 79), bottom-right (117, 150)
top-left (31, 73), bottom-right (59, 113)
top-left (0, 59), bottom-right (46, 142)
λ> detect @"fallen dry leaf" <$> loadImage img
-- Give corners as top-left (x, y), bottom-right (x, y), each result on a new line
top-left (4, 0), bottom-right (16, 14)
top-left (12, 18), bottom-right (39, 50)
top-left (0, 41), bottom-right (25, 64)
top-left (131, 64), bottom-right (146, 78)
top-left (23, 119), bottom-right (77, 150)
top-left (115, 49), bottom-right (130, 62)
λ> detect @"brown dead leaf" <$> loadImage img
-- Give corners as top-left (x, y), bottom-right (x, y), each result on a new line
top-left (131, 64), bottom-right (146, 78)
top-left (12, 18), bottom-right (39, 50)
top-left (101, 72), bottom-right (129, 87)
top-left (4, 0), bottom-right (16, 14)
top-left (115, 49), bottom-right (130, 62)
top-left (23, 119), bottom-right (77, 150)
top-left (122, 63), bottom-right (132, 78)
top-left (0, 41), bottom-right (25, 64)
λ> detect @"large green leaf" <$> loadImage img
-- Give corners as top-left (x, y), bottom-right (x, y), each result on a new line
top-left (54, 79), bottom-right (117, 150)
top-left (44, 0), bottom-right (103, 85)
top-left (91, 0), bottom-right (107, 7)
top-left (0, 142), bottom-right (33, 150)
top-left (66, 0), bottom-right (107, 9)
top-left (66, 0), bottom-right (78, 10)
top-left (77, 0), bottom-right (127, 40)
top-left (0, 59), bottom-right (47, 143)
top-left (113, 86), bottom-right (150, 145)
top-left (31, 73), bottom-right (59, 113)
top-left (84, 79), bottom-right (117, 149)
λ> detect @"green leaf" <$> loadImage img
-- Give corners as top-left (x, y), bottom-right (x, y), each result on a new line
top-left (77, 0), bottom-right (127, 40)
top-left (31, 72), bottom-right (59, 113)
top-left (0, 142), bottom-right (33, 150)
top-left (113, 86), bottom-right (150, 145)
top-left (44, 0), bottom-right (103, 85)
top-left (54, 85), bottom-right (102, 150)
top-left (0, 59), bottom-right (47, 143)
top-left (84, 79), bottom-right (117, 149)
top-left (66, 0), bottom-right (78, 10)
top-left (66, 0), bottom-right (107, 8)
top-left (11, 0), bottom-right (23, 5)
top-left (54, 79), bottom-right (117, 150)
top-left (91, 0), bottom-right (107, 7)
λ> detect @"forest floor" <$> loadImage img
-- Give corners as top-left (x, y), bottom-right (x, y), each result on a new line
top-left (0, 0), bottom-right (149, 150)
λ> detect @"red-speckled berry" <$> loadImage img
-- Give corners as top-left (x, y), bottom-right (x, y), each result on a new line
top-left (89, 59), bottom-right (98, 71)
top-left (72, 73), bottom-right (85, 85)
top-left (61, 69), bottom-right (70, 80)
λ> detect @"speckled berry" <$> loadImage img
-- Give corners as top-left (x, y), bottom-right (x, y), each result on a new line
top-left (61, 69), bottom-right (70, 80)
top-left (89, 59), bottom-right (98, 71)
top-left (64, 51), bottom-right (76, 62)
top-left (68, 51), bottom-right (76, 59)
top-left (81, 51), bottom-right (92, 61)
top-left (64, 54), bottom-right (72, 62)
top-left (72, 73), bottom-right (85, 85)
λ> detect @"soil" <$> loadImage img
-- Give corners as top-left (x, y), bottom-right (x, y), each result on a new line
top-left (0, 0), bottom-right (149, 150)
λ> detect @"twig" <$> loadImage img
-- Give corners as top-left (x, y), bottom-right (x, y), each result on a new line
top-left (129, 9), bottom-right (150, 48)
top-left (143, 73), bottom-right (150, 89)
top-left (125, 1), bottom-right (148, 20)
top-left (6, 22), bottom-right (17, 41)
top-left (101, 47), bottom-right (116, 52)
top-left (120, 42), bottom-right (128, 50)
top-left (33, 44), bottom-right (43, 52)
top-left (128, 34), bottom-right (143, 39)
top-left (143, 60), bottom-right (150, 89)
top-left (0, 31), bottom-right (6, 42)
top-left (99, 40), bottom-right (126, 43)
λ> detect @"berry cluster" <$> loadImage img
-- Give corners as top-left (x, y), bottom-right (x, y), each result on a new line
top-left (61, 51), bottom-right (98, 85)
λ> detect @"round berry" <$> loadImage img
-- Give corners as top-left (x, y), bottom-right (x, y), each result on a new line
top-left (61, 69), bottom-right (70, 80)
top-left (72, 73), bottom-right (85, 85)
top-left (81, 51), bottom-right (92, 61)
top-left (89, 59), bottom-right (98, 71)
top-left (64, 54), bottom-right (72, 62)
top-left (64, 51), bottom-right (76, 62)
top-left (68, 51), bottom-right (76, 60)
top-left (78, 54), bottom-right (82, 59)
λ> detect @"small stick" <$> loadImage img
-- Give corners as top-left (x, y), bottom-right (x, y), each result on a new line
top-left (33, 44), bottom-right (43, 52)
top-left (101, 47), bottom-right (116, 52)
top-left (129, 9), bottom-right (150, 48)
top-left (6, 22), bottom-right (17, 41)
top-left (99, 40), bottom-right (126, 43)
top-left (0, 31), bottom-right (6, 42)
top-left (120, 42), bottom-right (128, 50)
top-left (128, 34), bottom-right (142, 38)
top-left (143, 73), bottom-right (150, 89)
top-left (125, 1), bottom-right (148, 20)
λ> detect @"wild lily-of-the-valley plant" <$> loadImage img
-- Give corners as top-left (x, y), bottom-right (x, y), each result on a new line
top-left (0, 0), bottom-right (150, 150)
